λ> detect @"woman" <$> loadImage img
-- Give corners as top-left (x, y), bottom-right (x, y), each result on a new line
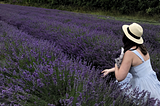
top-left (101, 23), bottom-right (160, 103)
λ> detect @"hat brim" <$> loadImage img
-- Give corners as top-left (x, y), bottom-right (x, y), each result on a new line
top-left (122, 25), bottom-right (143, 44)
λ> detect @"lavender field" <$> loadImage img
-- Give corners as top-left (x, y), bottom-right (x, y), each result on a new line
top-left (0, 4), bottom-right (160, 106)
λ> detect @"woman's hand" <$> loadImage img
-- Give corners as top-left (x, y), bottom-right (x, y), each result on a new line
top-left (101, 69), bottom-right (111, 77)
top-left (101, 67), bottom-right (115, 78)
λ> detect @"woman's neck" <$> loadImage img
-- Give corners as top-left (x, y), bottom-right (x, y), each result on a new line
top-left (131, 46), bottom-right (136, 49)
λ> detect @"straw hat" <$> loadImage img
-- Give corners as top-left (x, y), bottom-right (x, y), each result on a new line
top-left (122, 23), bottom-right (143, 44)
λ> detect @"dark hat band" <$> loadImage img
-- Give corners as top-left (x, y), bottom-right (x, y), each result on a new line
top-left (127, 27), bottom-right (140, 39)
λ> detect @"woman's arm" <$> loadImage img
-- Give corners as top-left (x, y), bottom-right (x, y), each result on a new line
top-left (102, 51), bottom-right (132, 79)
top-left (115, 51), bottom-right (132, 81)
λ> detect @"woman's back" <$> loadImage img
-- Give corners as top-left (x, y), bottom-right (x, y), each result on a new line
top-left (129, 47), bottom-right (150, 67)
top-left (123, 48), bottom-right (160, 102)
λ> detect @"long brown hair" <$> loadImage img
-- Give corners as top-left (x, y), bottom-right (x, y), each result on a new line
top-left (122, 34), bottom-right (147, 55)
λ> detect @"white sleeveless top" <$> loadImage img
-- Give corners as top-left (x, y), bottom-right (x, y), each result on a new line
top-left (118, 49), bottom-right (160, 104)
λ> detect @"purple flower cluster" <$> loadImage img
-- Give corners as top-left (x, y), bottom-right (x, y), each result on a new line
top-left (0, 4), bottom-right (160, 106)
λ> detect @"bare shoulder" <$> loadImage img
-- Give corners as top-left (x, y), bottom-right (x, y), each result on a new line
top-left (121, 50), bottom-right (134, 63)
top-left (124, 50), bottom-right (135, 58)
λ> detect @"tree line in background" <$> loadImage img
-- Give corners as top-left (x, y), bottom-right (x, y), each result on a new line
top-left (1, 0), bottom-right (160, 16)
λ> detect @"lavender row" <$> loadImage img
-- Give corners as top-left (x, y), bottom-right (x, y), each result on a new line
top-left (1, 4), bottom-right (159, 38)
top-left (0, 20), bottom-right (97, 105)
top-left (0, 4), bottom-right (123, 70)
top-left (1, 20), bottom-right (158, 105)
top-left (0, 4), bottom-right (159, 41)
top-left (0, 3), bottom-right (117, 30)
top-left (0, 4), bottom-right (160, 75)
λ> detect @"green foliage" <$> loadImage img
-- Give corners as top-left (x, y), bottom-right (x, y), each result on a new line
top-left (5, 0), bottom-right (160, 16)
